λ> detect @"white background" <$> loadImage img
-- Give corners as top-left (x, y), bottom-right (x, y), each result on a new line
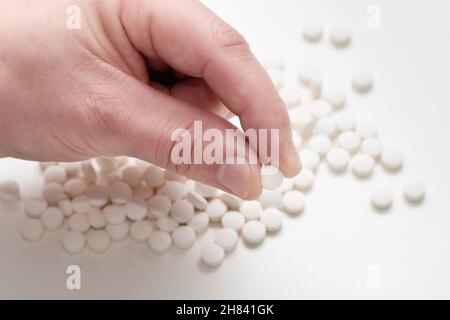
top-left (1, 0), bottom-right (450, 299)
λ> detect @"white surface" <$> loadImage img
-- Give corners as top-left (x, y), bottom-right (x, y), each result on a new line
top-left (1, 0), bottom-right (450, 299)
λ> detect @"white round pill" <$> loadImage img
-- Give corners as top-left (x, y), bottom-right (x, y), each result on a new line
top-left (201, 244), bottom-right (225, 268)
top-left (148, 231), bottom-right (172, 254)
top-left (403, 180), bottom-right (426, 203)
top-left (352, 68), bottom-right (373, 93)
top-left (86, 206), bottom-right (106, 229)
top-left (242, 221), bottom-right (266, 245)
top-left (356, 120), bottom-right (378, 139)
top-left (218, 192), bottom-right (242, 210)
top-left (86, 184), bottom-right (109, 208)
top-left (188, 212), bottom-right (210, 234)
top-left (109, 181), bottom-right (132, 205)
top-left (330, 24), bottom-right (351, 47)
top-left (240, 201), bottom-right (262, 221)
top-left (259, 190), bottom-right (283, 209)
top-left (106, 222), bottom-right (129, 241)
top-left (42, 183), bottom-right (64, 205)
top-left (96, 157), bottom-right (116, 172)
top-left (40, 207), bottom-right (64, 230)
top-left (326, 148), bottom-right (350, 172)
top-left (260, 166), bottom-right (284, 190)
top-left (103, 205), bottom-right (126, 225)
top-left (133, 185), bottom-right (154, 200)
top-left (161, 181), bottom-right (188, 201)
top-left (86, 230), bottom-right (111, 253)
top-left (371, 186), bottom-right (393, 210)
top-left (337, 131), bottom-right (361, 153)
top-left (125, 198), bottom-right (148, 221)
top-left (58, 197), bottom-right (73, 217)
top-left (221, 211), bottom-right (245, 232)
top-left (335, 113), bottom-right (356, 131)
top-left (72, 196), bottom-right (90, 214)
top-left (293, 168), bottom-right (315, 191)
top-left (283, 190), bottom-right (305, 215)
top-left (310, 72), bottom-right (323, 98)
top-left (81, 161), bottom-right (97, 184)
top-left (156, 216), bottom-right (179, 233)
top-left (20, 219), bottom-right (45, 242)
top-left (206, 198), bottom-right (228, 222)
top-left (260, 208), bottom-right (283, 233)
top-left (68, 213), bottom-right (90, 232)
top-left (148, 194), bottom-right (171, 218)
top-left (43, 165), bottom-right (67, 184)
top-left (172, 226), bottom-right (196, 249)
top-left (310, 100), bottom-right (332, 119)
top-left (61, 231), bottom-right (86, 254)
top-left (381, 147), bottom-right (403, 171)
top-left (130, 220), bottom-right (154, 243)
top-left (302, 19), bottom-right (323, 42)
top-left (25, 198), bottom-right (48, 218)
top-left (314, 117), bottom-right (337, 137)
top-left (215, 228), bottom-right (238, 252)
top-left (64, 178), bottom-right (88, 198)
top-left (323, 86), bottom-right (346, 109)
top-left (298, 64), bottom-right (319, 86)
top-left (171, 199), bottom-right (194, 224)
top-left (186, 191), bottom-right (208, 210)
top-left (351, 154), bottom-right (375, 178)
top-left (263, 54), bottom-right (285, 71)
top-left (62, 162), bottom-right (81, 177)
top-left (144, 166), bottom-right (166, 188)
top-left (121, 166), bottom-right (144, 188)
top-left (280, 88), bottom-right (302, 108)
top-left (299, 150), bottom-right (320, 171)
top-left (361, 138), bottom-right (383, 158)
top-left (308, 135), bottom-right (332, 157)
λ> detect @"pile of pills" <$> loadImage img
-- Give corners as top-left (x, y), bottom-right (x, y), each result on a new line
top-left (0, 21), bottom-right (426, 269)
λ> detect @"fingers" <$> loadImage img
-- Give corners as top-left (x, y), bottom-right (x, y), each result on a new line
top-left (94, 74), bottom-right (261, 199)
top-left (121, 0), bottom-right (301, 177)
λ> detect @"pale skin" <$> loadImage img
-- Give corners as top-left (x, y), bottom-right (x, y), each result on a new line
top-left (0, 0), bottom-right (301, 200)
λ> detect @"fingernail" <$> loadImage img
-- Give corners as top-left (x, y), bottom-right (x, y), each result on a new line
top-left (217, 157), bottom-right (251, 198)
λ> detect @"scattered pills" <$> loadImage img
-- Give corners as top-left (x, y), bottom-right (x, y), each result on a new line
top-left (64, 178), bottom-right (87, 198)
top-left (215, 228), bottom-right (239, 252)
top-left (240, 201), bottom-right (263, 221)
top-left (188, 213), bottom-right (210, 234)
top-left (242, 221), bottom-right (266, 245)
top-left (352, 67), bottom-right (373, 93)
top-left (298, 64), bottom-right (319, 86)
top-left (61, 231), bottom-right (85, 254)
top-left (356, 120), bottom-right (378, 139)
top-left (260, 166), bottom-right (284, 190)
top-left (172, 226), bottom-right (196, 249)
top-left (148, 231), bottom-right (172, 254)
top-left (330, 24), bottom-right (351, 47)
top-left (361, 138), bottom-right (383, 158)
top-left (310, 100), bottom-right (332, 119)
top-left (302, 19), bottom-right (323, 42)
top-left (103, 205), bottom-right (126, 225)
top-left (337, 131), bottom-right (361, 153)
top-left (308, 135), bottom-right (332, 157)
top-left (280, 87), bottom-right (303, 108)
top-left (109, 181), bottom-right (133, 205)
top-left (403, 180), bottom-right (426, 203)
top-left (371, 186), bottom-right (394, 210)
top-left (125, 198), bottom-right (148, 221)
top-left (259, 190), bottom-right (284, 209)
top-left (381, 147), bottom-right (403, 171)
top-left (260, 208), bottom-right (283, 232)
top-left (186, 191), bottom-right (208, 211)
top-left (106, 222), bottom-right (129, 241)
top-left (25, 198), bottom-right (48, 218)
top-left (121, 166), bottom-right (144, 188)
top-left (86, 230), bottom-right (111, 253)
top-left (68, 213), bottom-right (90, 232)
top-left (335, 113), bottom-right (356, 131)
top-left (72, 196), bottom-right (90, 214)
top-left (40, 207), bottom-right (64, 231)
top-left (171, 199), bottom-right (194, 224)
top-left (299, 150), bottom-right (320, 171)
top-left (201, 244), bottom-right (225, 268)
top-left (283, 190), bottom-right (305, 215)
top-left (326, 147), bottom-right (351, 172)
top-left (293, 168), bottom-right (315, 191)
top-left (323, 86), bottom-right (346, 109)
top-left (58, 197), bottom-right (73, 217)
top-left (148, 195), bottom-right (171, 218)
top-left (86, 207), bottom-right (106, 229)
top-left (351, 154), bottom-right (375, 178)
top-left (43, 165), bottom-right (67, 184)
top-left (206, 199), bottom-right (228, 222)
top-left (86, 184), bottom-right (109, 208)
top-left (0, 180), bottom-right (21, 203)
top-left (161, 181), bottom-right (188, 201)
top-left (221, 211), bottom-right (245, 232)
top-left (20, 219), bottom-right (45, 242)
top-left (130, 220), bottom-right (154, 243)
top-left (156, 216), bottom-right (179, 233)
top-left (314, 117), bottom-right (338, 137)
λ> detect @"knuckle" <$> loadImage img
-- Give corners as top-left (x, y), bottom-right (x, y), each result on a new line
top-left (213, 22), bottom-right (249, 53)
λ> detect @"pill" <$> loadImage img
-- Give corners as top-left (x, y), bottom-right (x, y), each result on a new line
top-left (290, 109), bottom-right (315, 137)
top-left (337, 131), bottom-right (361, 153)
top-left (61, 231), bottom-right (85, 254)
top-left (161, 181), bottom-right (188, 201)
top-left (302, 19), bottom-right (323, 42)
top-left (403, 180), bottom-right (426, 203)
top-left (201, 244), bottom-right (225, 268)
top-left (86, 230), bottom-right (111, 253)
top-left (356, 120), bottom-right (378, 138)
top-left (24, 198), bottom-right (48, 218)
top-left (308, 135), bottom-right (332, 157)
top-left (133, 185), bottom-right (154, 200)
top-left (195, 182), bottom-right (219, 198)
top-left (283, 190), bottom-right (305, 215)
top-left (188, 212), bottom-right (210, 234)
top-left (0, 180), bottom-right (21, 203)
top-left (221, 211), bottom-right (245, 232)
top-left (310, 100), bottom-right (332, 119)
top-left (371, 186), bottom-right (393, 210)
top-left (335, 113), bottom-right (356, 131)
top-left (262, 54), bottom-right (285, 71)
top-left (96, 157), bottom-right (116, 172)
top-left (106, 222), bottom-right (129, 241)
top-left (61, 162), bottom-right (80, 177)
top-left (298, 64), bottom-right (319, 86)
top-left (156, 216), bottom-right (179, 233)
top-left (20, 219), bottom-right (45, 242)
top-left (361, 138), bottom-right (383, 158)
top-left (186, 191), bottom-right (208, 210)
top-left (109, 181), bottom-right (133, 205)
top-left (242, 221), bottom-right (266, 245)
top-left (299, 150), bottom-right (320, 171)
top-left (125, 198), bottom-right (148, 221)
top-left (352, 67), bottom-right (373, 93)
top-left (326, 147), bottom-right (351, 172)
top-left (68, 212), bottom-right (90, 232)
top-left (293, 168), bottom-right (315, 191)
top-left (310, 72), bottom-right (323, 99)
top-left (58, 197), bottom-right (73, 217)
top-left (130, 220), bottom-right (154, 243)
top-left (260, 166), bottom-right (284, 190)
top-left (330, 24), bottom-right (351, 47)
top-left (351, 154), bottom-right (375, 178)
top-left (86, 184), bottom-right (109, 208)
top-left (63, 178), bottom-right (87, 198)
top-left (170, 199), bottom-right (194, 224)
top-left (278, 178), bottom-right (294, 193)
top-left (43, 165), bottom-right (67, 184)
top-left (103, 205), bottom-right (126, 225)
top-left (81, 161), bottom-right (97, 184)
top-left (259, 190), bottom-right (283, 209)
top-left (86, 206), bottom-right (106, 229)
top-left (206, 198), bottom-right (228, 222)
top-left (148, 230), bottom-right (172, 254)
top-left (240, 201), bottom-right (262, 221)
top-left (40, 207), bottom-right (64, 230)
top-left (172, 226), bottom-right (196, 249)
top-left (148, 195), bottom-right (171, 219)
top-left (218, 192), bottom-right (242, 211)
top-left (71, 196), bottom-right (90, 214)
top-left (260, 208), bottom-right (283, 232)
top-left (267, 68), bottom-right (284, 90)
top-left (323, 86), bottom-right (346, 109)
top-left (121, 166), bottom-right (144, 188)
top-left (215, 228), bottom-right (238, 252)
top-left (314, 117), bottom-right (337, 137)
top-left (381, 147), bottom-right (403, 171)
top-left (280, 88), bottom-right (302, 108)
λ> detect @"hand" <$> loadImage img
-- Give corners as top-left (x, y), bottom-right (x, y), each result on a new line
top-left (0, 0), bottom-right (301, 199)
